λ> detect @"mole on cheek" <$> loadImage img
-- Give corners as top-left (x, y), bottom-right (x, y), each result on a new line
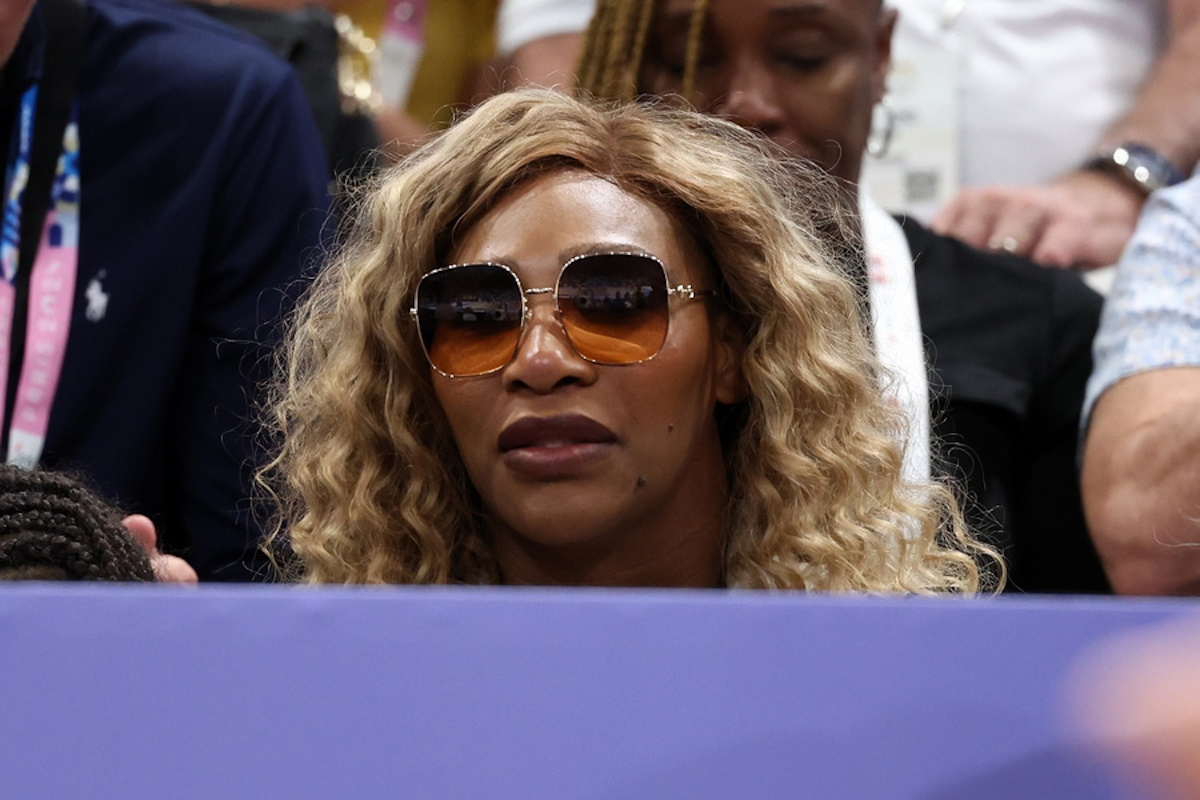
top-left (668, 424), bottom-right (675, 433)
top-left (636, 476), bottom-right (647, 488)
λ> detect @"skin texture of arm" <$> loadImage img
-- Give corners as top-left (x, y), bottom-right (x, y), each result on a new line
top-left (1081, 367), bottom-right (1200, 595)
top-left (503, 31), bottom-right (584, 88)
top-left (933, 0), bottom-right (1200, 270)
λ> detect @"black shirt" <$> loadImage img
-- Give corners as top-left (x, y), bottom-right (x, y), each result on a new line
top-left (904, 218), bottom-right (1110, 593)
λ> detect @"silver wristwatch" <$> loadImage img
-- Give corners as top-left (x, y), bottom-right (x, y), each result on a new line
top-left (1083, 143), bottom-right (1186, 196)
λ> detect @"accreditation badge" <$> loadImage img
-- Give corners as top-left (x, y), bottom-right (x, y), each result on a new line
top-left (861, 3), bottom-right (963, 224)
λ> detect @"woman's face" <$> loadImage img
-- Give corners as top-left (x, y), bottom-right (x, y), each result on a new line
top-left (430, 170), bottom-right (743, 586)
top-left (640, 0), bottom-right (894, 184)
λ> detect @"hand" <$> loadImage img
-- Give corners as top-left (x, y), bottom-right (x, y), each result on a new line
top-left (122, 514), bottom-right (199, 584)
top-left (1068, 620), bottom-right (1200, 800)
top-left (931, 169), bottom-right (1145, 270)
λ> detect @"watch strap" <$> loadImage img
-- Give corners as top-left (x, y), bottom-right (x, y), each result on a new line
top-left (1083, 143), bottom-right (1186, 196)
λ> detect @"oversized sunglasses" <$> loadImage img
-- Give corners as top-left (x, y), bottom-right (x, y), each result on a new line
top-left (410, 252), bottom-right (713, 378)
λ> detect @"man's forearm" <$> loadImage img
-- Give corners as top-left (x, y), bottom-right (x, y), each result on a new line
top-left (1083, 369), bottom-right (1200, 595)
top-left (1098, 0), bottom-right (1200, 174)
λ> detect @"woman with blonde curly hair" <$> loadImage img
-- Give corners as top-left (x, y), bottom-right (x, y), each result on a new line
top-left (264, 87), bottom-right (999, 592)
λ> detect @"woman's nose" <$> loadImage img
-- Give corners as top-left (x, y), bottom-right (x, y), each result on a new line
top-left (501, 297), bottom-right (597, 393)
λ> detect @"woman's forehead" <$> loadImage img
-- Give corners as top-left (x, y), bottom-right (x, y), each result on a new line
top-left (451, 171), bottom-right (703, 275)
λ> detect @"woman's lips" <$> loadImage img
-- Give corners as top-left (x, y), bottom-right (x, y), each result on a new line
top-left (498, 415), bottom-right (618, 478)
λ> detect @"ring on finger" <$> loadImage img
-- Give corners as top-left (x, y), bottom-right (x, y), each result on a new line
top-left (988, 234), bottom-right (1021, 253)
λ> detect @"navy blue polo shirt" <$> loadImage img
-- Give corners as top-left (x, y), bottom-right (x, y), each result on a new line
top-left (2, 0), bottom-right (331, 579)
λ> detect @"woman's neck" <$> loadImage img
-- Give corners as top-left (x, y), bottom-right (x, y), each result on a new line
top-left (492, 522), bottom-right (725, 588)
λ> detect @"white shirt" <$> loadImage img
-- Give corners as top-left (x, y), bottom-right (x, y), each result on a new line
top-left (868, 0), bottom-right (1167, 218)
top-left (496, 0), bottom-right (597, 55)
top-left (860, 191), bottom-right (932, 483)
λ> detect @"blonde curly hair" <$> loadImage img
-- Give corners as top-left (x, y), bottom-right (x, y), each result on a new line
top-left (263, 88), bottom-right (1000, 592)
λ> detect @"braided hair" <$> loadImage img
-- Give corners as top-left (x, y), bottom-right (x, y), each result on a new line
top-left (578, 0), bottom-right (872, 316)
top-left (0, 465), bottom-right (155, 582)
top-left (578, 0), bottom-right (710, 100)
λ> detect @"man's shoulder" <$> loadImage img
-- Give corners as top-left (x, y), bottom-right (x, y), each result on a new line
top-left (84, 0), bottom-right (294, 87)
top-left (79, 0), bottom-right (320, 164)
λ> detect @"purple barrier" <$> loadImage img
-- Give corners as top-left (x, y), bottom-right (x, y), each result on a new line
top-left (0, 585), bottom-right (1194, 799)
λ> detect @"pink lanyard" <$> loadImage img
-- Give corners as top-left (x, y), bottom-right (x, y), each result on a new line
top-left (0, 86), bottom-right (80, 468)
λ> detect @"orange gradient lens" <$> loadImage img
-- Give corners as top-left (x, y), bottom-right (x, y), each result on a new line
top-left (416, 264), bottom-right (524, 376)
top-left (557, 253), bottom-right (667, 364)
top-left (414, 254), bottom-right (670, 377)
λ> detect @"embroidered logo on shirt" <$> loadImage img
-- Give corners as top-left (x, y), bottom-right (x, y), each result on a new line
top-left (85, 271), bottom-right (108, 322)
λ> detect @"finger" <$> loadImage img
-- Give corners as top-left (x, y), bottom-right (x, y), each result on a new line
top-left (122, 513), bottom-right (158, 554)
top-left (986, 202), bottom-right (1049, 259)
top-left (122, 513), bottom-right (200, 584)
top-left (1029, 223), bottom-right (1084, 269)
top-left (931, 189), bottom-right (1003, 250)
top-left (930, 194), bottom-right (963, 232)
top-left (152, 553), bottom-right (199, 585)
top-left (1032, 210), bottom-right (1137, 270)
top-left (1029, 211), bottom-right (1108, 269)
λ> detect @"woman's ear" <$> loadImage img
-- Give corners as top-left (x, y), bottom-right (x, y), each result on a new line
top-left (713, 311), bottom-right (749, 405)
